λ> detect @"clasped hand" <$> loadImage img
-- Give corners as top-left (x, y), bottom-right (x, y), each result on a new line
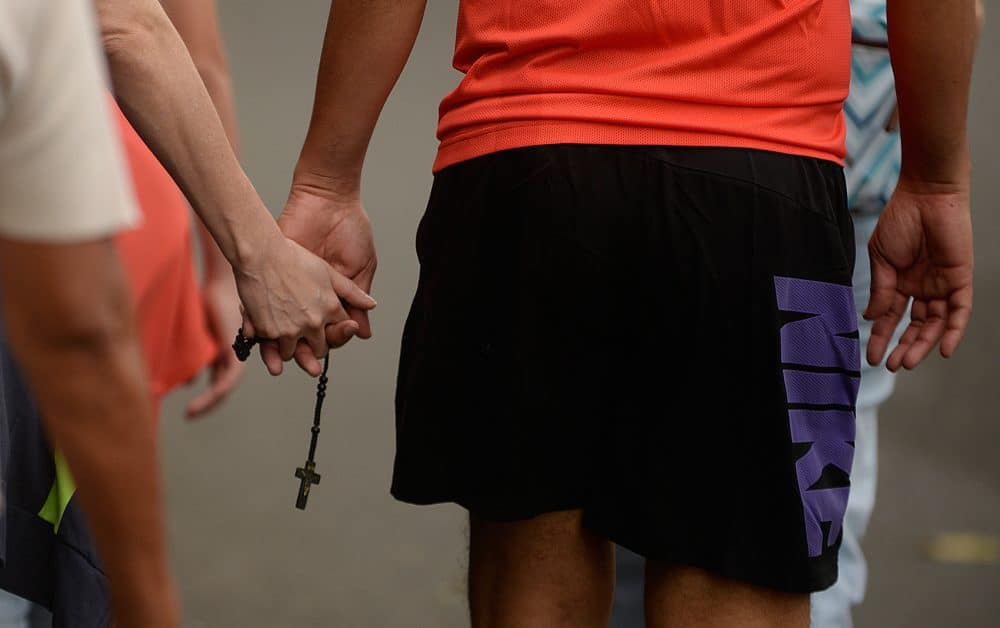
top-left (235, 184), bottom-right (377, 377)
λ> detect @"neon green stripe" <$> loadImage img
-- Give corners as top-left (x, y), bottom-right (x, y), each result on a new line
top-left (38, 451), bottom-right (76, 533)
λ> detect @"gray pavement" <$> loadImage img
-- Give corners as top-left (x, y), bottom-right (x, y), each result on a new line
top-left (159, 3), bottom-right (1000, 626)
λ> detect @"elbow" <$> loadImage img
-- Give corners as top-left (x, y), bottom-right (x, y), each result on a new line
top-left (95, 0), bottom-right (175, 65)
top-left (44, 285), bottom-right (136, 361)
top-left (0, 239), bottom-right (141, 381)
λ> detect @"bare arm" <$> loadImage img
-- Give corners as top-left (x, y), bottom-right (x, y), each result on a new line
top-left (158, 0), bottom-right (245, 415)
top-left (294, 0), bottom-right (427, 196)
top-left (159, 0), bottom-right (240, 287)
top-left (866, 0), bottom-right (978, 369)
top-left (0, 238), bottom-right (177, 628)
top-left (94, 0), bottom-right (375, 375)
top-left (887, 0), bottom-right (976, 184)
top-left (96, 0), bottom-right (266, 269)
top-left (270, 0), bottom-right (426, 372)
top-left (159, 0), bottom-right (240, 152)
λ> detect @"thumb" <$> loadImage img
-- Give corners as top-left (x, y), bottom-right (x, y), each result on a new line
top-left (864, 248), bottom-right (905, 367)
top-left (329, 269), bottom-right (377, 312)
top-left (241, 311), bottom-right (257, 340)
top-left (344, 306), bottom-right (372, 339)
top-left (863, 249), bottom-right (897, 322)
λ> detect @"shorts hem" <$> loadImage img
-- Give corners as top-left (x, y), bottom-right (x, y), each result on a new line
top-left (390, 487), bottom-right (582, 524)
top-left (584, 514), bottom-right (838, 595)
top-left (390, 489), bottom-right (835, 594)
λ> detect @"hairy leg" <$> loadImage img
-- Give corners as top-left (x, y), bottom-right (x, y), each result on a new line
top-left (468, 510), bottom-right (615, 628)
top-left (645, 562), bottom-right (809, 628)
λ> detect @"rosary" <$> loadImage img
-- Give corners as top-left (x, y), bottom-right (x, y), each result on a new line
top-left (232, 329), bottom-right (327, 510)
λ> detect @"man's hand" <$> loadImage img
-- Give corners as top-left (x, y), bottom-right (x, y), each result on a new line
top-left (237, 225), bottom-right (376, 377)
top-left (274, 182), bottom-right (378, 362)
top-left (265, 0), bottom-right (424, 374)
top-left (185, 272), bottom-right (245, 418)
top-left (865, 179), bottom-right (974, 371)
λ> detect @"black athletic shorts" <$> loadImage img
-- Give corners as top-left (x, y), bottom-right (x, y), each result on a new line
top-left (392, 144), bottom-right (860, 593)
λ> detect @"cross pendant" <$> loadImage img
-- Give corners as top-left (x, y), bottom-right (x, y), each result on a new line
top-left (294, 461), bottom-right (321, 510)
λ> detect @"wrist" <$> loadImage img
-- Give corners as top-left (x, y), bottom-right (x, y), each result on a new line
top-left (291, 161), bottom-right (363, 205)
top-left (896, 168), bottom-right (971, 198)
top-left (899, 136), bottom-right (971, 190)
top-left (229, 211), bottom-right (284, 274)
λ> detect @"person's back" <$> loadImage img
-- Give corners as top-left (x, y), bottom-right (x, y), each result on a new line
top-left (278, 1), bottom-right (978, 626)
top-left (437, 0), bottom-right (852, 171)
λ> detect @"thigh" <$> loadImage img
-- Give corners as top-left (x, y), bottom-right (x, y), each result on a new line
top-left (469, 510), bottom-right (615, 628)
top-left (645, 562), bottom-right (809, 628)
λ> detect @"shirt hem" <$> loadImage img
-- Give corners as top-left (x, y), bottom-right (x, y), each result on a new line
top-left (434, 122), bottom-right (844, 174)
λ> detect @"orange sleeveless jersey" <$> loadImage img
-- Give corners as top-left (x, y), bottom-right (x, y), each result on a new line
top-left (110, 98), bottom-right (217, 407)
top-left (435, 1), bottom-right (852, 172)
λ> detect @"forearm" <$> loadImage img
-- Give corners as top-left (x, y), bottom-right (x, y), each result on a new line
top-left (196, 62), bottom-right (241, 155)
top-left (157, 0), bottom-right (241, 281)
top-left (0, 238), bottom-right (176, 627)
top-left (887, 0), bottom-right (976, 185)
top-left (160, 0), bottom-right (240, 154)
top-left (96, 0), bottom-right (276, 268)
top-left (294, 0), bottom-right (427, 198)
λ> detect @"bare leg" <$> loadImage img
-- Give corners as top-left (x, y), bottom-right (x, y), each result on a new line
top-left (468, 510), bottom-right (615, 628)
top-left (645, 562), bottom-right (809, 628)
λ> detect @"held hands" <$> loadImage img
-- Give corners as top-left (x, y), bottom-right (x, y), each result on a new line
top-left (250, 180), bottom-right (378, 374)
top-left (278, 183), bottom-right (377, 338)
top-left (865, 177), bottom-right (974, 371)
top-left (235, 221), bottom-right (376, 378)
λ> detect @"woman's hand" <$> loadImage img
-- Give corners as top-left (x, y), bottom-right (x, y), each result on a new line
top-left (185, 269), bottom-right (245, 418)
top-left (279, 183), bottom-right (377, 339)
top-left (235, 227), bottom-right (376, 377)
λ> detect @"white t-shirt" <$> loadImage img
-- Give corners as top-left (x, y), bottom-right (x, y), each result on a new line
top-left (0, 0), bottom-right (137, 242)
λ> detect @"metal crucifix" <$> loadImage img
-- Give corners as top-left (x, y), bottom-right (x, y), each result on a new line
top-left (233, 328), bottom-right (329, 510)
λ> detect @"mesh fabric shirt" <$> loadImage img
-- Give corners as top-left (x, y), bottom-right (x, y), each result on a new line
top-left (435, 0), bottom-right (852, 173)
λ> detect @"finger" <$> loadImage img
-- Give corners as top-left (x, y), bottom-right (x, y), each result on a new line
top-left (886, 300), bottom-right (925, 372)
top-left (260, 340), bottom-right (283, 376)
top-left (863, 247), bottom-right (897, 322)
top-left (185, 387), bottom-right (218, 419)
top-left (867, 291), bottom-right (908, 367)
top-left (330, 270), bottom-right (377, 312)
top-left (885, 316), bottom-right (921, 371)
top-left (293, 340), bottom-right (323, 377)
top-left (185, 363), bottom-right (221, 417)
top-left (864, 250), bottom-right (904, 366)
top-left (278, 335), bottom-right (298, 362)
top-left (185, 357), bottom-right (244, 418)
top-left (242, 316), bottom-right (256, 340)
top-left (304, 324), bottom-right (328, 359)
top-left (325, 319), bottom-right (361, 348)
top-left (940, 285), bottom-right (973, 358)
top-left (901, 299), bottom-right (949, 370)
top-left (343, 306), bottom-right (372, 339)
